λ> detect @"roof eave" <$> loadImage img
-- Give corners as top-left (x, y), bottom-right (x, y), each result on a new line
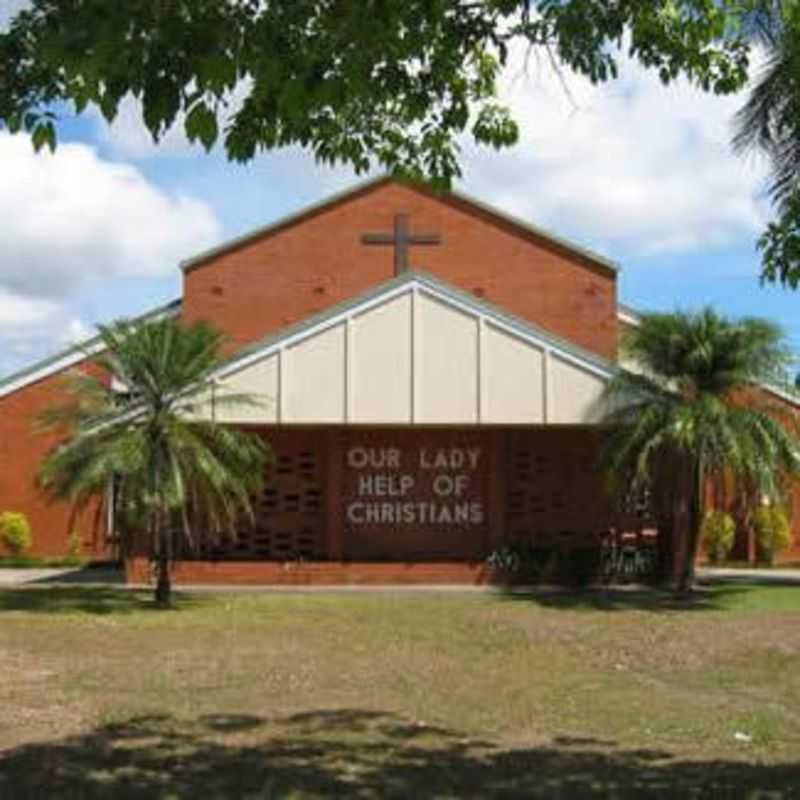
top-left (0, 299), bottom-right (182, 399)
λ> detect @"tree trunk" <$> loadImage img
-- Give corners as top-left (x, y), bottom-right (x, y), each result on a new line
top-left (153, 514), bottom-right (172, 607)
top-left (677, 515), bottom-right (700, 592)
top-left (677, 461), bottom-right (704, 593)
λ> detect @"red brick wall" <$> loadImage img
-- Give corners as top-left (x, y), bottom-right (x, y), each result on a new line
top-left (782, 484), bottom-right (800, 563)
top-left (0, 366), bottom-right (109, 559)
top-left (132, 425), bottom-right (656, 565)
top-left (125, 423), bottom-right (672, 586)
top-left (182, 179), bottom-right (618, 360)
top-left (126, 558), bottom-right (503, 586)
top-left (761, 389), bottom-right (800, 563)
top-left (697, 387), bottom-right (800, 565)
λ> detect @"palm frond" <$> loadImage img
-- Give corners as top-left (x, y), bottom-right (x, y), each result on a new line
top-left (733, 2), bottom-right (800, 207)
top-left (38, 317), bottom-right (270, 568)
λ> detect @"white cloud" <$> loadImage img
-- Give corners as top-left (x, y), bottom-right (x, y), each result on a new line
top-left (93, 95), bottom-right (193, 160)
top-left (460, 47), bottom-right (769, 257)
top-left (93, 81), bottom-right (253, 161)
top-left (0, 289), bottom-right (89, 374)
top-left (0, 290), bottom-right (61, 327)
top-left (0, 131), bottom-right (221, 297)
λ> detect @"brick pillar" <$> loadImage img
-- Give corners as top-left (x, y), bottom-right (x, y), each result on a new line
top-left (486, 429), bottom-right (507, 554)
top-left (327, 429), bottom-right (344, 561)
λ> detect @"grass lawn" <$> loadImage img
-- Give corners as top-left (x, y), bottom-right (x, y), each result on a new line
top-left (1, 584), bottom-right (799, 798)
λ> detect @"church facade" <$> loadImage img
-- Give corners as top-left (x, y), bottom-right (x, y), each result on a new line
top-left (1, 176), bottom-right (798, 583)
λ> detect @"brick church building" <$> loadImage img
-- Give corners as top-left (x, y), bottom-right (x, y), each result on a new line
top-left (1, 176), bottom-right (798, 583)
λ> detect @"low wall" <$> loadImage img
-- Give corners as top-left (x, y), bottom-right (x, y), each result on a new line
top-left (125, 558), bottom-right (502, 586)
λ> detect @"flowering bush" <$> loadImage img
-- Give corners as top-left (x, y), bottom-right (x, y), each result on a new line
top-left (701, 511), bottom-right (735, 564)
top-left (752, 506), bottom-right (792, 565)
top-left (0, 512), bottom-right (32, 556)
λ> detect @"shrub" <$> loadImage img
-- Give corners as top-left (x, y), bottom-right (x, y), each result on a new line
top-left (487, 542), bottom-right (601, 584)
top-left (0, 512), bottom-right (32, 556)
top-left (751, 506), bottom-right (792, 565)
top-left (486, 545), bottom-right (520, 573)
top-left (562, 547), bottom-right (603, 586)
top-left (701, 511), bottom-right (736, 564)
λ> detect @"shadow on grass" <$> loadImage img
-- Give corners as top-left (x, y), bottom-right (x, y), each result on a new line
top-left (0, 709), bottom-right (797, 799)
top-left (0, 587), bottom-right (207, 615)
top-left (31, 564), bottom-right (126, 585)
top-left (496, 584), bottom-right (756, 612)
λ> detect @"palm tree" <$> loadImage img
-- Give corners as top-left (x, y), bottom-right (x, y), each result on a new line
top-left (38, 317), bottom-right (270, 606)
top-left (601, 308), bottom-right (800, 592)
top-left (734, 1), bottom-right (800, 207)
top-left (733, 2), bottom-right (800, 287)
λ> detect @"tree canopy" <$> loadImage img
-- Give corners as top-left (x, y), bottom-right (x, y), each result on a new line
top-left (1, 1), bottom-right (758, 184)
top-left (6, 1), bottom-right (799, 281)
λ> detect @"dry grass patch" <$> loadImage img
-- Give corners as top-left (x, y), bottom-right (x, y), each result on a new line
top-left (0, 584), bottom-right (798, 798)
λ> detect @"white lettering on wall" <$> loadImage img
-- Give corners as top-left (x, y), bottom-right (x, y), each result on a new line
top-left (345, 444), bottom-right (484, 527)
top-left (357, 474), bottom-right (415, 496)
top-left (347, 447), bottom-right (400, 469)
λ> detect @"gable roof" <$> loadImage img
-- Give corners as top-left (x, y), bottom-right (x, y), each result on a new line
top-left (210, 269), bottom-right (617, 384)
top-left (179, 175), bottom-right (620, 276)
top-left (0, 299), bottom-right (182, 399)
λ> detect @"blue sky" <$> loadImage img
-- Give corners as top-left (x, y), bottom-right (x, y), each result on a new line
top-left (1, 21), bottom-right (798, 376)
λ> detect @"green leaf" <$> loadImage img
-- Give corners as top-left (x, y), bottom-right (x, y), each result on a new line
top-left (185, 102), bottom-right (219, 151)
top-left (0, 0), bottom-right (762, 184)
top-left (31, 121), bottom-right (56, 153)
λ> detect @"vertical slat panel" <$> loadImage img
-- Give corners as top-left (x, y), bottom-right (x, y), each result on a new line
top-left (486, 429), bottom-right (506, 553)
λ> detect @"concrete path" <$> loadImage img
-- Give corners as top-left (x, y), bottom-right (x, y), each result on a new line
top-left (0, 566), bottom-right (123, 587)
top-left (698, 566), bottom-right (800, 586)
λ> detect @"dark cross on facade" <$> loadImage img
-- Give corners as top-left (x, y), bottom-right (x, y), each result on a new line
top-left (361, 213), bottom-right (442, 275)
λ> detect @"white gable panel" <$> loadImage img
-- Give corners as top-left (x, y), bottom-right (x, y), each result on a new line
top-left (214, 355), bottom-right (278, 423)
top-left (550, 355), bottom-right (606, 423)
top-left (351, 294), bottom-right (412, 423)
top-left (484, 325), bottom-right (544, 423)
top-left (200, 273), bottom-right (615, 426)
top-left (285, 323), bottom-right (346, 422)
top-left (416, 292), bottom-right (479, 423)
